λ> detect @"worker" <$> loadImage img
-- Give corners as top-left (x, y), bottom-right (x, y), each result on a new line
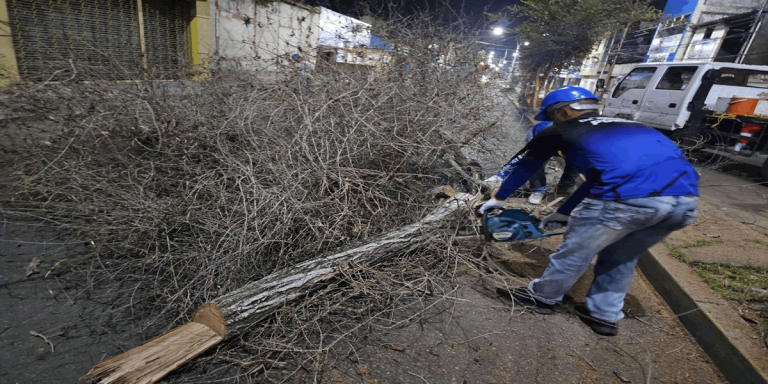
top-left (479, 86), bottom-right (699, 336)
top-left (486, 121), bottom-right (581, 204)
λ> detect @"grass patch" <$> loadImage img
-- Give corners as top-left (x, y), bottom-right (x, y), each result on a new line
top-left (664, 239), bottom-right (768, 302)
top-left (664, 240), bottom-right (768, 337)
top-left (663, 239), bottom-right (722, 264)
top-left (678, 239), bottom-right (723, 249)
top-left (748, 239), bottom-right (768, 247)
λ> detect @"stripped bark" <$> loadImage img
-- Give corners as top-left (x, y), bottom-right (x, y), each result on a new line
top-left (88, 193), bottom-right (474, 384)
top-left (213, 193), bottom-right (474, 330)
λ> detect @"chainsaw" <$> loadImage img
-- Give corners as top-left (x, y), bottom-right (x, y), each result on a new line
top-left (481, 208), bottom-right (566, 242)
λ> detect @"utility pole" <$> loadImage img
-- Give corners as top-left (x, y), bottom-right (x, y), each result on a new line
top-left (595, 32), bottom-right (616, 95)
top-left (737, 0), bottom-right (768, 64)
top-left (508, 44), bottom-right (519, 81)
top-left (603, 0), bottom-right (641, 92)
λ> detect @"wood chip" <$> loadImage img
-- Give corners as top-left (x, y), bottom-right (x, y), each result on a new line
top-left (24, 257), bottom-right (43, 279)
top-left (384, 343), bottom-right (406, 352)
top-left (613, 370), bottom-right (631, 383)
top-left (44, 259), bottom-right (67, 279)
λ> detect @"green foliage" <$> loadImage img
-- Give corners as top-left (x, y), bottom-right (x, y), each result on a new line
top-left (749, 239), bottom-right (768, 247)
top-left (693, 262), bottom-right (768, 302)
top-left (665, 239), bottom-right (768, 302)
top-left (500, 0), bottom-right (660, 71)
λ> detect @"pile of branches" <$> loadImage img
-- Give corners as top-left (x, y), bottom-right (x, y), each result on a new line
top-left (1, 12), bottom-right (515, 382)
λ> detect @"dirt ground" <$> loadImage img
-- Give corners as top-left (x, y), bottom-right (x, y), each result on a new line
top-left (665, 201), bottom-right (768, 268)
top-left (319, 235), bottom-right (724, 384)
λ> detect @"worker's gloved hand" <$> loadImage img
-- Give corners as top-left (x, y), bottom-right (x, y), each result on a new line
top-left (479, 198), bottom-right (505, 215)
top-left (484, 175), bottom-right (503, 186)
top-left (481, 175), bottom-right (504, 197)
top-left (540, 212), bottom-right (569, 231)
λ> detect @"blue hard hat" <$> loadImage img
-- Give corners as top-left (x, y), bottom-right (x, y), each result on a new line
top-left (534, 86), bottom-right (598, 121)
top-left (291, 53), bottom-right (302, 61)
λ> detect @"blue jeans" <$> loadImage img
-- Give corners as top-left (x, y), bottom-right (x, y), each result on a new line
top-left (528, 196), bottom-right (698, 323)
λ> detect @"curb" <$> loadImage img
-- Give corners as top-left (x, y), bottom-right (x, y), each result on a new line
top-left (637, 249), bottom-right (768, 384)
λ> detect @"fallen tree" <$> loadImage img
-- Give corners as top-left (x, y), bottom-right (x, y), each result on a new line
top-left (87, 194), bottom-right (473, 384)
top-left (2, 7), bottom-right (522, 382)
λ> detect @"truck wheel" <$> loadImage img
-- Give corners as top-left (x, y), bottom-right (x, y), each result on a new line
top-left (762, 157), bottom-right (768, 182)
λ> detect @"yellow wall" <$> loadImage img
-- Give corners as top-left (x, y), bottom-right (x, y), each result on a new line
top-left (189, 0), bottom-right (212, 75)
top-left (0, 0), bottom-right (20, 86)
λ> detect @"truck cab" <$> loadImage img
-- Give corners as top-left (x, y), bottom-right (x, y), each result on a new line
top-left (602, 62), bottom-right (768, 131)
top-left (602, 61), bottom-right (768, 180)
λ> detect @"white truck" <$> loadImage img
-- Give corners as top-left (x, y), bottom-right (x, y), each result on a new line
top-left (602, 61), bottom-right (768, 180)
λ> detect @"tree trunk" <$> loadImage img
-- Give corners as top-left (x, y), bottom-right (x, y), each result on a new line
top-left (533, 64), bottom-right (548, 110)
top-left (88, 193), bottom-right (474, 384)
top-left (213, 193), bottom-right (474, 330)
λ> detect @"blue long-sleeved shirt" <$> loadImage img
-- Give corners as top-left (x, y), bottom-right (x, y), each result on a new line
top-left (495, 114), bottom-right (699, 215)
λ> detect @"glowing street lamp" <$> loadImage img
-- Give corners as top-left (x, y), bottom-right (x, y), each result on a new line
top-left (493, 27), bottom-right (504, 36)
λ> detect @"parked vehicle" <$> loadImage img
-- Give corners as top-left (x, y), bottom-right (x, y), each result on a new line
top-left (602, 62), bottom-right (768, 180)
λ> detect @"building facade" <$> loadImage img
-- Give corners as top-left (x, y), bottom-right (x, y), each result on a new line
top-left (0, 0), bottom-right (386, 86)
top-left (577, 0), bottom-right (768, 95)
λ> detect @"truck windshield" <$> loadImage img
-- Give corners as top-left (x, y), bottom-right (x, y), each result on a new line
top-left (715, 68), bottom-right (768, 88)
top-left (612, 67), bottom-right (657, 98)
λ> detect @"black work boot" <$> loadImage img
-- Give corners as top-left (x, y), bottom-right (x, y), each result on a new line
top-left (496, 287), bottom-right (555, 315)
top-left (574, 305), bottom-right (618, 336)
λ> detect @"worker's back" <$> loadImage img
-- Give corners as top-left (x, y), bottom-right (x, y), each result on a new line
top-left (535, 115), bottom-right (698, 201)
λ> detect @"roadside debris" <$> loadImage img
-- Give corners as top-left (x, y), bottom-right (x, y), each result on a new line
top-left (24, 257), bottom-right (42, 279)
top-left (44, 259), bottom-right (66, 279)
top-left (384, 344), bottom-right (407, 352)
top-left (613, 370), bottom-right (632, 383)
top-left (30, 330), bottom-right (56, 353)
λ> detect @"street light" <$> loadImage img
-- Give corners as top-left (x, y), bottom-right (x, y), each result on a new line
top-left (493, 27), bottom-right (504, 36)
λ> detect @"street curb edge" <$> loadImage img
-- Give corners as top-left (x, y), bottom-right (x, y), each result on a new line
top-left (638, 248), bottom-right (768, 384)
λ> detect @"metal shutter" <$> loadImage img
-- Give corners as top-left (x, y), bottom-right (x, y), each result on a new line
top-left (142, 0), bottom-right (188, 79)
top-left (6, 0), bottom-right (188, 82)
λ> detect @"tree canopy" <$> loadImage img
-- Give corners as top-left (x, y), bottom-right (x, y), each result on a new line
top-left (503, 0), bottom-right (660, 71)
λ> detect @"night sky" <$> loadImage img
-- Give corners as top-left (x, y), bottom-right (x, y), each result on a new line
top-left (311, 0), bottom-right (525, 51)
top-left (310, 0), bottom-right (668, 54)
top-left (314, 0), bottom-right (520, 23)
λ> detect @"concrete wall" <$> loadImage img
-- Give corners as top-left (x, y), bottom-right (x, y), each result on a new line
top-left (683, 24), bottom-right (728, 61)
top-left (317, 7), bottom-right (377, 66)
top-left (212, 0), bottom-right (320, 71)
top-left (318, 7), bottom-right (371, 51)
top-left (674, 0), bottom-right (761, 62)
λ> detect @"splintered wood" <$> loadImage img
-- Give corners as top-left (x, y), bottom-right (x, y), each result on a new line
top-left (87, 322), bottom-right (223, 384)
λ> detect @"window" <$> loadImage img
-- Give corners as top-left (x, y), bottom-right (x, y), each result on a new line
top-left (612, 67), bottom-right (657, 98)
top-left (714, 68), bottom-right (768, 88)
top-left (703, 27), bottom-right (714, 40)
top-left (656, 66), bottom-right (698, 90)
